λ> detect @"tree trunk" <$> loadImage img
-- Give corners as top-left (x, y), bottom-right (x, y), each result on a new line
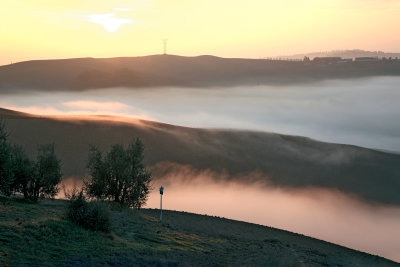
top-left (23, 185), bottom-right (28, 198)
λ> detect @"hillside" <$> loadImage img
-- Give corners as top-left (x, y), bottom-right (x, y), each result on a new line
top-left (0, 55), bottom-right (400, 91)
top-left (0, 197), bottom-right (397, 266)
top-left (1, 108), bottom-right (400, 206)
top-left (278, 49), bottom-right (400, 60)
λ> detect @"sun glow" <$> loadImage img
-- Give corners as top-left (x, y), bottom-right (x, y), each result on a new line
top-left (87, 13), bottom-right (132, 32)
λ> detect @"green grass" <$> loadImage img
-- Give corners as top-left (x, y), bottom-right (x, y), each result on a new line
top-left (0, 197), bottom-right (215, 266)
top-left (0, 197), bottom-right (398, 266)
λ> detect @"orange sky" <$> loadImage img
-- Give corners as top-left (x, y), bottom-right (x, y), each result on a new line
top-left (1, 0), bottom-right (399, 65)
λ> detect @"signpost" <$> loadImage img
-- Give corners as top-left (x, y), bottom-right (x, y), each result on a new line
top-left (159, 186), bottom-right (164, 222)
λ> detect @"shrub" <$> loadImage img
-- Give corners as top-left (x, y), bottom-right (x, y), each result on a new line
top-left (66, 192), bottom-right (88, 227)
top-left (66, 192), bottom-right (111, 232)
top-left (86, 201), bottom-right (111, 232)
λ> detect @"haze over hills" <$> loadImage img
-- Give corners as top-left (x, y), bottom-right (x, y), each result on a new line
top-left (1, 107), bottom-right (400, 206)
top-left (0, 54), bottom-right (400, 91)
top-left (278, 49), bottom-right (400, 60)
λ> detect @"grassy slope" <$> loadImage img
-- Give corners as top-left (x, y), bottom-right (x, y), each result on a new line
top-left (0, 197), bottom-right (397, 267)
top-left (0, 55), bottom-right (399, 91)
top-left (1, 108), bottom-right (400, 206)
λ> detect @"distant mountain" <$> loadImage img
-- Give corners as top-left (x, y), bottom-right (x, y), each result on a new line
top-left (0, 54), bottom-right (399, 92)
top-left (278, 49), bottom-right (400, 60)
top-left (1, 108), bottom-right (399, 206)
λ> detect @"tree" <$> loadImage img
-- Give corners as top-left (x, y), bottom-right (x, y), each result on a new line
top-left (86, 139), bottom-right (151, 208)
top-left (0, 122), bottom-right (62, 200)
top-left (9, 145), bottom-right (34, 198)
top-left (0, 120), bottom-right (13, 196)
top-left (27, 144), bottom-right (62, 201)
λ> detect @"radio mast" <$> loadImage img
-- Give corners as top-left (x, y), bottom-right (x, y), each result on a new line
top-left (163, 39), bottom-right (168, 55)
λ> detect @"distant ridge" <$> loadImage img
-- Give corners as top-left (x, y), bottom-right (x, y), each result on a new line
top-left (277, 49), bottom-right (400, 60)
top-left (0, 54), bottom-right (399, 92)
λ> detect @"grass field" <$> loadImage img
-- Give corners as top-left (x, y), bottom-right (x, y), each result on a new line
top-left (0, 197), bottom-right (397, 266)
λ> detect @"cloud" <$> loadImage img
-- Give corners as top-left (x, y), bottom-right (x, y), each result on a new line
top-left (87, 13), bottom-right (132, 32)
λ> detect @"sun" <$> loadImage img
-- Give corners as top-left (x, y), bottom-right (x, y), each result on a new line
top-left (87, 13), bottom-right (132, 32)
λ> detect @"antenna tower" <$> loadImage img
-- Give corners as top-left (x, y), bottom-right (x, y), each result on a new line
top-left (163, 39), bottom-right (168, 55)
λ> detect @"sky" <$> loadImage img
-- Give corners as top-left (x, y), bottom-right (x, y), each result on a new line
top-left (1, 0), bottom-right (400, 65)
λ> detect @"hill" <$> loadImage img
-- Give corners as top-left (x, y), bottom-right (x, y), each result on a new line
top-left (278, 49), bottom-right (400, 60)
top-left (0, 197), bottom-right (397, 266)
top-left (1, 108), bottom-right (400, 206)
top-left (0, 55), bottom-right (400, 92)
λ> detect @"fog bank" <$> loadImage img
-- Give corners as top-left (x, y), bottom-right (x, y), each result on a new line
top-left (1, 77), bottom-right (399, 151)
top-left (145, 174), bottom-right (400, 262)
top-left (58, 164), bottom-right (400, 262)
top-left (59, 172), bottom-right (400, 262)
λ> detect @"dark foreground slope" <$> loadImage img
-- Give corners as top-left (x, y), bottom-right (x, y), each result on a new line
top-left (0, 197), bottom-right (397, 266)
top-left (1, 55), bottom-right (400, 91)
top-left (1, 108), bottom-right (400, 206)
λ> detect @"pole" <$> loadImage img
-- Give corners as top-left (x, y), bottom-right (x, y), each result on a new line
top-left (163, 39), bottom-right (168, 55)
top-left (160, 194), bottom-right (163, 221)
top-left (159, 186), bottom-right (164, 222)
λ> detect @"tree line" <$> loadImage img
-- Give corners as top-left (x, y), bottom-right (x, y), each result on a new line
top-left (0, 120), bottom-right (151, 208)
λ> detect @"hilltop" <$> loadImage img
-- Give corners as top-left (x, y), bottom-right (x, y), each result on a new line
top-left (278, 49), bottom-right (400, 60)
top-left (1, 108), bottom-right (400, 206)
top-left (0, 54), bottom-right (399, 91)
top-left (0, 197), bottom-right (397, 266)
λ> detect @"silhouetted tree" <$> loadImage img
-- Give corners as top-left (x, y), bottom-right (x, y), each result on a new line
top-left (85, 146), bottom-right (109, 200)
top-left (0, 120), bottom-right (13, 196)
top-left (27, 144), bottom-right (62, 201)
top-left (86, 139), bottom-right (151, 208)
top-left (0, 122), bottom-right (62, 199)
top-left (10, 145), bottom-right (34, 198)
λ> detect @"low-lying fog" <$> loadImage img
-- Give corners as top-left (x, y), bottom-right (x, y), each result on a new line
top-left (61, 168), bottom-right (400, 262)
top-left (145, 174), bottom-right (400, 262)
top-left (1, 76), bottom-right (400, 152)
top-left (14, 75), bottom-right (397, 261)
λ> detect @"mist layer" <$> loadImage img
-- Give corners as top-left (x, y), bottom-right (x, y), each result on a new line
top-left (1, 77), bottom-right (400, 151)
top-left (145, 171), bottom-right (400, 262)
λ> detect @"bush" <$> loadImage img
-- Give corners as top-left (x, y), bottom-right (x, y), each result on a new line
top-left (66, 192), bottom-right (111, 232)
top-left (86, 201), bottom-right (111, 232)
top-left (66, 192), bottom-right (87, 226)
